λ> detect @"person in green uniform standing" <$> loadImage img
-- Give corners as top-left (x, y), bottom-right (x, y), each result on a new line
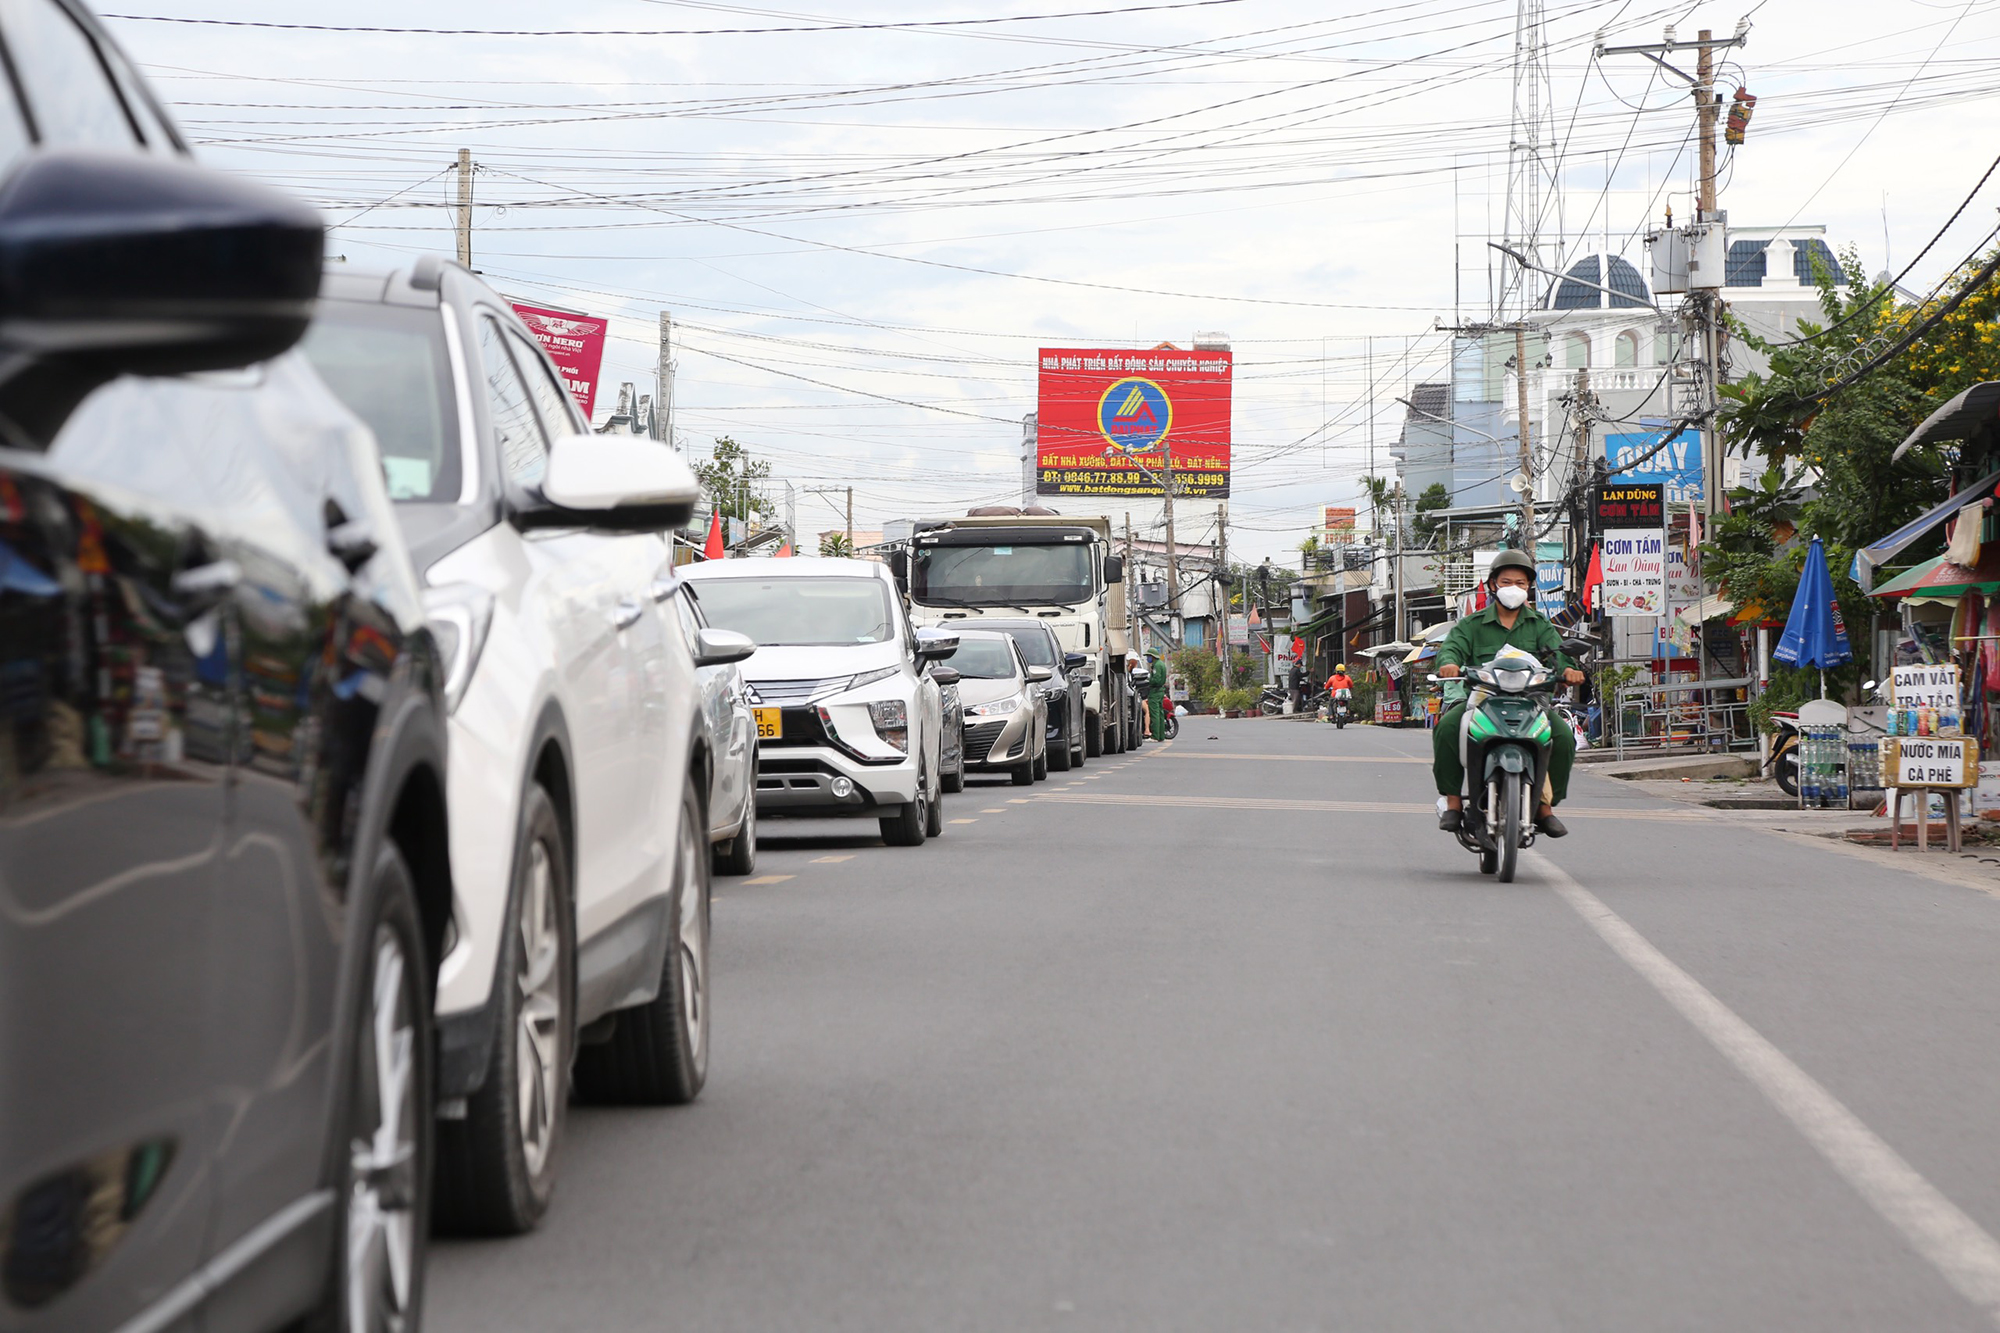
top-left (1433, 549), bottom-right (1583, 838)
top-left (1146, 651), bottom-right (1169, 741)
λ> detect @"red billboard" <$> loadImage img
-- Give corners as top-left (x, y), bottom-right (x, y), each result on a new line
top-left (512, 303), bottom-right (609, 420)
top-left (1035, 346), bottom-right (1231, 497)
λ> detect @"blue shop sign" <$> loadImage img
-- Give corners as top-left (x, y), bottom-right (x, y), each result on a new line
top-left (1606, 422), bottom-right (1701, 507)
top-left (1536, 539), bottom-right (1565, 615)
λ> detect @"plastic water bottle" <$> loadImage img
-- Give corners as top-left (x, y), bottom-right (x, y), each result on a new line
top-left (1802, 730), bottom-right (1820, 802)
top-left (1834, 735), bottom-right (1849, 804)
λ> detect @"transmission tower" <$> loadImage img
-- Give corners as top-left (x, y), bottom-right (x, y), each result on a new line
top-left (1502, 0), bottom-right (1561, 318)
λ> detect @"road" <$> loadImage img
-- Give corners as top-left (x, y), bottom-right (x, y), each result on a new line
top-left (429, 718), bottom-right (2000, 1332)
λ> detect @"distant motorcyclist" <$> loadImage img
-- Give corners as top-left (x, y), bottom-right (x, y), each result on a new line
top-left (1434, 550), bottom-right (1584, 838)
top-left (1325, 664), bottom-right (1354, 700)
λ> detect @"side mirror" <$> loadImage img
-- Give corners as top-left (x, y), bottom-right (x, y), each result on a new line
top-left (0, 150), bottom-right (325, 440)
top-left (693, 627), bottom-right (755, 668)
top-left (887, 549), bottom-right (909, 585)
top-left (1863, 679), bottom-right (1879, 693)
top-left (929, 665), bottom-right (961, 686)
top-left (915, 634), bottom-right (958, 661)
top-left (1063, 652), bottom-right (1088, 671)
top-left (1026, 665), bottom-right (1054, 682)
top-left (1102, 554), bottom-right (1125, 583)
top-left (520, 436), bottom-right (699, 532)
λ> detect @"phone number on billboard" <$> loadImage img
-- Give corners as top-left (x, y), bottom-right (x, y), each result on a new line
top-left (1038, 468), bottom-right (1229, 495)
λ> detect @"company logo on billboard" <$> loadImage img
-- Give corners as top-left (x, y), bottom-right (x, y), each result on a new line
top-left (1096, 377), bottom-right (1172, 452)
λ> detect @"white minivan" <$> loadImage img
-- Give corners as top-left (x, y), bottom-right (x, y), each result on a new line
top-left (681, 558), bottom-right (955, 845)
top-left (303, 257), bottom-right (754, 1237)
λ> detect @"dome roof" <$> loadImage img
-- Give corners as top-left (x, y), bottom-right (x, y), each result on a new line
top-left (1547, 254), bottom-right (1649, 310)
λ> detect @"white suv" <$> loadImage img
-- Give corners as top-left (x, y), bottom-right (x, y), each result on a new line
top-left (682, 558), bottom-right (954, 845)
top-left (302, 257), bottom-right (749, 1236)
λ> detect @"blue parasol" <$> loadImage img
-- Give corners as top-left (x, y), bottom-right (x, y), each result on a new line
top-left (1772, 535), bottom-right (1853, 696)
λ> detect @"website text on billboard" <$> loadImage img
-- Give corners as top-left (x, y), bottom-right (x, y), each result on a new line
top-left (512, 303), bottom-right (609, 420)
top-left (1035, 347), bottom-right (1231, 497)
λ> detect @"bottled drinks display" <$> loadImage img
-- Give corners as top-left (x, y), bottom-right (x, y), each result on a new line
top-left (1885, 703), bottom-right (1962, 736)
top-left (1799, 725), bottom-right (1864, 807)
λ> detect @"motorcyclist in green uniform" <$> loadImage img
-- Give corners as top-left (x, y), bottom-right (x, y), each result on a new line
top-left (1434, 549), bottom-right (1584, 838)
top-left (1146, 652), bottom-right (1169, 741)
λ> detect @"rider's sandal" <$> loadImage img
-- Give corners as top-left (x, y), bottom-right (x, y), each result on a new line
top-left (1535, 812), bottom-right (1569, 838)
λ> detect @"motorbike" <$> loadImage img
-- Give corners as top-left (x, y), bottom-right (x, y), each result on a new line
top-left (1257, 684), bottom-right (1289, 716)
top-left (1163, 694), bottom-right (1180, 740)
top-left (1330, 689), bottom-right (1354, 729)
top-left (1436, 639), bottom-right (1591, 883)
top-left (1767, 710), bottom-right (1802, 797)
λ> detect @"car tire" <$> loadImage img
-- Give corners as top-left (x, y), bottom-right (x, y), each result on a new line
top-left (941, 748), bottom-right (964, 794)
top-left (434, 784), bottom-right (572, 1237)
top-left (1032, 746), bottom-right (1048, 781)
top-left (1048, 732), bottom-right (1072, 771)
top-left (713, 790), bottom-right (757, 877)
top-left (880, 762), bottom-right (930, 846)
top-left (573, 782), bottom-right (710, 1104)
top-left (313, 841), bottom-right (432, 1332)
top-left (1086, 712), bottom-right (1103, 758)
top-left (924, 781), bottom-right (944, 836)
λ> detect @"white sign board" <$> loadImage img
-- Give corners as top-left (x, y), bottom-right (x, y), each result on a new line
top-left (1600, 528), bottom-right (1666, 617)
top-left (1891, 664), bottom-right (1961, 711)
top-left (1890, 736), bottom-right (1976, 789)
top-left (1665, 544), bottom-right (1701, 601)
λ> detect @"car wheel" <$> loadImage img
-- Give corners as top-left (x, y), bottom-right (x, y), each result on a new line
top-left (924, 779), bottom-right (944, 837)
top-left (1010, 759), bottom-right (1034, 786)
top-left (573, 782), bottom-right (710, 1104)
top-left (1085, 712), bottom-right (1103, 757)
top-left (713, 788), bottom-right (757, 877)
top-left (435, 784), bottom-right (572, 1236)
top-left (1032, 746), bottom-right (1048, 781)
top-left (880, 762), bottom-right (930, 846)
top-left (314, 841), bottom-right (431, 1331)
top-left (1048, 728), bottom-right (1072, 771)
top-left (941, 745), bottom-right (964, 794)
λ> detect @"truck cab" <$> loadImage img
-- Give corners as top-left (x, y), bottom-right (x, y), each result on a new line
top-left (899, 516), bottom-right (1133, 755)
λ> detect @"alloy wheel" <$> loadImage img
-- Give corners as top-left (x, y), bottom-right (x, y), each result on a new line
top-left (348, 928), bottom-right (418, 1333)
top-left (676, 803), bottom-right (709, 1066)
top-left (516, 840), bottom-right (563, 1176)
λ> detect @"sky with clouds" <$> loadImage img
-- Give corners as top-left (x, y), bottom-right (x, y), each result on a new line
top-left (105, 0), bottom-right (2000, 559)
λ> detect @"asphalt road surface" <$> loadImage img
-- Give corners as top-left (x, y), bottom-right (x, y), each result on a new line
top-left (429, 719), bottom-right (2000, 1332)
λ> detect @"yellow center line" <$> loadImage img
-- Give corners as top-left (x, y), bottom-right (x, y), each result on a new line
top-left (980, 808), bottom-right (1006, 813)
top-left (1156, 752), bottom-right (1430, 765)
top-left (811, 855), bottom-right (853, 863)
top-left (743, 874), bottom-right (796, 885)
top-left (949, 818), bottom-right (978, 825)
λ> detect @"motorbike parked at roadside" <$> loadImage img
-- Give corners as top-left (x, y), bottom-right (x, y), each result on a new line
top-left (1434, 638), bottom-right (1593, 883)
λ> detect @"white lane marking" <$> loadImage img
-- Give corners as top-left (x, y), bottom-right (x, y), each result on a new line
top-left (1531, 853), bottom-right (2000, 1324)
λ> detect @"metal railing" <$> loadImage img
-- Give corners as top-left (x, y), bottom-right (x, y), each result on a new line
top-left (1612, 676), bottom-right (1757, 757)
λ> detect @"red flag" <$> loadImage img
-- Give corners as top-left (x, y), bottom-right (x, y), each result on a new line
top-left (776, 543), bottom-right (793, 557)
top-left (702, 512), bottom-right (725, 561)
top-left (1582, 541), bottom-right (1604, 614)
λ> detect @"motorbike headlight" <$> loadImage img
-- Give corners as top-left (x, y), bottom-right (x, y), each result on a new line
top-left (1493, 668), bottom-right (1532, 692)
top-left (866, 698), bottom-right (909, 752)
top-left (967, 698), bottom-right (1020, 717)
top-left (423, 583), bottom-right (495, 714)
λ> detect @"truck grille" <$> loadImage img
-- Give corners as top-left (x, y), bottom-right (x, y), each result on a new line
top-left (962, 719), bottom-right (1008, 764)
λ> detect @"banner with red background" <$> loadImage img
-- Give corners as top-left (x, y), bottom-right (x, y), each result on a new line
top-left (512, 303), bottom-right (609, 420)
top-left (1035, 346), bottom-right (1231, 497)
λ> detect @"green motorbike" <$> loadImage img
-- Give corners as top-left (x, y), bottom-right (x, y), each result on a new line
top-left (1439, 643), bottom-right (1579, 883)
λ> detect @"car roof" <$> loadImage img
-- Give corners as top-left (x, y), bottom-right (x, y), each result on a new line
top-left (962, 618), bottom-right (1056, 635)
top-left (950, 628), bottom-right (1012, 642)
top-left (680, 557), bottom-right (891, 580)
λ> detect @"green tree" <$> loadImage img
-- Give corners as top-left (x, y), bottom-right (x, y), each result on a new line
top-left (693, 436), bottom-right (773, 522)
top-left (818, 531), bottom-right (854, 558)
top-left (1411, 482), bottom-right (1451, 541)
top-left (1709, 243), bottom-right (2000, 695)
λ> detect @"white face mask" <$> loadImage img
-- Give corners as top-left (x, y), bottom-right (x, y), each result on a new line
top-left (1495, 584), bottom-right (1530, 610)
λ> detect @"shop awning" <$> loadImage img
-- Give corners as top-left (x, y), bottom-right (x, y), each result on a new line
top-left (1853, 466), bottom-right (2000, 591)
top-left (1892, 381), bottom-right (2000, 461)
top-left (1868, 546), bottom-right (2000, 599)
top-left (1673, 594), bottom-right (1737, 627)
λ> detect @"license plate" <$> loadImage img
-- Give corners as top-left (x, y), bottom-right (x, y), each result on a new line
top-left (754, 707), bottom-right (783, 740)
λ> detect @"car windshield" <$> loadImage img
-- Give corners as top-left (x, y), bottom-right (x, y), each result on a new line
top-left (691, 576), bottom-right (894, 646)
top-left (299, 302), bottom-right (460, 503)
top-left (994, 627), bottom-right (1056, 666)
top-left (913, 542), bottom-right (1093, 607)
top-left (949, 637), bottom-right (1019, 679)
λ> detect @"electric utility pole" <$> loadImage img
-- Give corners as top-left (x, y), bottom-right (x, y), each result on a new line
top-left (655, 311), bottom-right (674, 446)
top-left (1215, 499), bottom-right (1228, 665)
top-left (1392, 481), bottom-right (1406, 645)
top-left (1161, 439), bottom-right (1179, 638)
top-left (454, 149), bottom-right (473, 268)
top-left (1515, 325), bottom-right (1535, 539)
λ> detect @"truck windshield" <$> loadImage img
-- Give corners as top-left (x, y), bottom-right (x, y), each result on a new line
top-left (913, 543), bottom-right (1093, 607)
top-left (692, 577), bottom-right (895, 646)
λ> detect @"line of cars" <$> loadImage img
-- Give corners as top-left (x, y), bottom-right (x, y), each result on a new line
top-left (0, 6), bottom-right (775, 1328)
top-left (0, 8), bottom-right (1141, 1327)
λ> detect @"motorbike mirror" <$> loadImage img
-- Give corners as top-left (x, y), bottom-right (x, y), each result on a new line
top-left (1863, 679), bottom-right (1879, 693)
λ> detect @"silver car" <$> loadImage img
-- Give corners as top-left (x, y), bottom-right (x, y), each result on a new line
top-left (951, 631), bottom-right (1050, 786)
